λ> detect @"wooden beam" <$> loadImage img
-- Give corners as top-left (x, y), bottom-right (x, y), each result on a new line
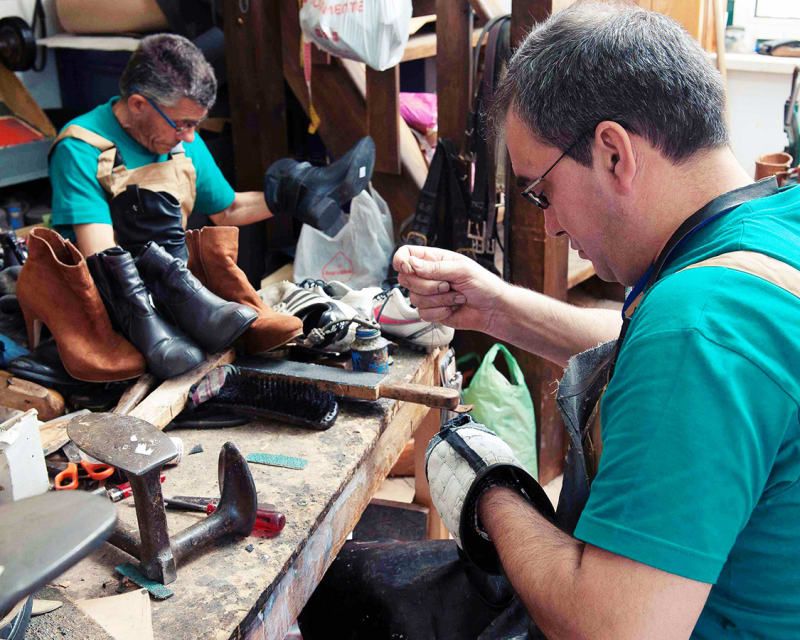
top-left (506, 0), bottom-right (568, 486)
top-left (223, 0), bottom-right (288, 188)
top-left (435, 0), bottom-right (473, 151)
top-left (366, 66), bottom-right (401, 175)
top-left (402, 28), bottom-right (484, 62)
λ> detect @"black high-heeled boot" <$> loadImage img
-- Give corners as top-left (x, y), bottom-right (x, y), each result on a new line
top-left (135, 241), bottom-right (258, 354)
top-left (0, 230), bottom-right (28, 267)
top-left (87, 247), bottom-right (205, 379)
top-left (263, 136), bottom-right (375, 237)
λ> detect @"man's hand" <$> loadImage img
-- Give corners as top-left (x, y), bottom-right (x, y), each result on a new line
top-left (425, 413), bottom-right (554, 573)
top-left (393, 245), bottom-right (509, 334)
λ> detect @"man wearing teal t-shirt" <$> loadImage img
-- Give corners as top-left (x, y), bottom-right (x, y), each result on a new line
top-left (50, 33), bottom-right (273, 258)
top-left (378, 3), bottom-right (800, 640)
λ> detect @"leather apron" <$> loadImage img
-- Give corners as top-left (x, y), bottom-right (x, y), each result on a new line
top-left (554, 177), bottom-right (792, 534)
top-left (51, 124), bottom-right (197, 261)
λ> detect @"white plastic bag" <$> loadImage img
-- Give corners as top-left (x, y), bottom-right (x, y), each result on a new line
top-left (294, 184), bottom-right (395, 289)
top-left (299, 0), bottom-right (412, 71)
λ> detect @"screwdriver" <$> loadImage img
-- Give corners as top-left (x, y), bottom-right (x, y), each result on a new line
top-left (163, 497), bottom-right (286, 536)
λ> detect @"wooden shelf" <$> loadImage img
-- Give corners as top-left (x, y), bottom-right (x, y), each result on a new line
top-left (567, 248), bottom-right (595, 289)
top-left (402, 27), bottom-right (484, 62)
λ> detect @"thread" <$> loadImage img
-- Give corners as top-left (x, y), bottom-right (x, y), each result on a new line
top-left (165, 436), bottom-right (184, 466)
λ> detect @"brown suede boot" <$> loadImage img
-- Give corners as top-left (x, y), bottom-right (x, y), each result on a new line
top-left (16, 228), bottom-right (146, 382)
top-left (187, 226), bottom-right (303, 354)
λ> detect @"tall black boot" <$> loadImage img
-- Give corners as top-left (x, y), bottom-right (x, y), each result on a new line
top-left (263, 136), bottom-right (375, 237)
top-left (109, 185), bottom-right (188, 262)
top-left (87, 247), bottom-right (205, 379)
top-left (135, 241), bottom-right (258, 353)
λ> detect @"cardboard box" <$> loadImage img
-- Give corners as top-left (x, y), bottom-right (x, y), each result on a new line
top-left (0, 62), bottom-right (56, 188)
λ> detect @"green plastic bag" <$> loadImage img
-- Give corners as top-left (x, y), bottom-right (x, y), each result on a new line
top-left (461, 344), bottom-right (538, 478)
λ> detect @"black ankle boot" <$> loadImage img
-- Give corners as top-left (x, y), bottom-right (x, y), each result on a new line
top-left (88, 247), bottom-right (205, 379)
top-left (263, 136), bottom-right (375, 237)
top-left (134, 241), bottom-right (258, 353)
top-left (109, 185), bottom-right (189, 262)
top-left (0, 231), bottom-right (27, 267)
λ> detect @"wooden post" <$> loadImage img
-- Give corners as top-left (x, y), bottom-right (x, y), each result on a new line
top-left (223, 0), bottom-right (289, 188)
top-left (367, 66), bottom-right (402, 175)
top-left (435, 0), bottom-right (473, 151)
top-left (506, 0), bottom-right (569, 486)
top-left (223, 0), bottom-right (292, 271)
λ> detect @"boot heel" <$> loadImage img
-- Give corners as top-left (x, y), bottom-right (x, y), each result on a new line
top-left (20, 304), bottom-right (43, 348)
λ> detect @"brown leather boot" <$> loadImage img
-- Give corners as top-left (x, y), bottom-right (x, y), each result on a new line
top-left (187, 226), bottom-right (303, 353)
top-left (185, 228), bottom-right (205, 284)
top-left (16, 228), bottom-right (146, 382)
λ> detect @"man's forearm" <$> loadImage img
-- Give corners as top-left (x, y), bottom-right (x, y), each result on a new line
top-left (490, 284), bottom-right (622, 368)
top-left (209, 191), bottom-right (272, 226)
top-left (479, 487), bottom-right (588, 639)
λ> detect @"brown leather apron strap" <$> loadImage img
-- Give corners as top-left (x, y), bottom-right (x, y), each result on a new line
top-left (680, 250), bottom-right (800, 300)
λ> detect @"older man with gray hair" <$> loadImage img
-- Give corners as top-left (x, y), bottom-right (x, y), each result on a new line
top-left (49, 33), bottom-right (274, 259)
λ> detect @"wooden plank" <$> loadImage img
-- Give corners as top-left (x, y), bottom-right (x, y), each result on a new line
top-left (468, 0), bottom-right (509, 21)
top-left (436, 0), bottom-right (473, 150)
top-left (366, 66), bottom-right (402, 175)
top-left (128, 349), bottom-right (235, 430)
top-left (402, 28), bottom-right (483, 62)
top-left (413, 0), bottom-right (437, 16)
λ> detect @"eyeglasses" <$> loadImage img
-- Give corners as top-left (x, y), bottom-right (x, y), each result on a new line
top-left (130, 86), bottom-right (204, 134)
top-left (520, 136), bottom-right (584, 210)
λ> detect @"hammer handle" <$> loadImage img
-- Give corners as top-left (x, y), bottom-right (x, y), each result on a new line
top-left (377, 382), bottom-right (460, 410)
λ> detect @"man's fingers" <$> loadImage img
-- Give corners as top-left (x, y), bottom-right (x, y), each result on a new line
top-left (417, 305), bottom-right (458, 324)
top-left (398, 272), bottom-right (451, 295)
top-left (410, 291), bottom-right (466, 310)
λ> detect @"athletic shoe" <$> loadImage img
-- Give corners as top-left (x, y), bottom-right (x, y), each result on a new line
top-left (372, 286), bottom-right (454, 352)
top-left (259, 281), bottom-right (358, 352)
top-left (300, 280), bottom-right (454, 352)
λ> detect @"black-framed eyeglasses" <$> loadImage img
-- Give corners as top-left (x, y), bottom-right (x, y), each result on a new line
top-left (520, 136), bottom-right (584, 210)
top-left (130, 85), bottom-right (204, 134)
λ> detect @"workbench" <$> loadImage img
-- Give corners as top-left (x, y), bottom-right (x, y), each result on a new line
top-left (50, 347), bottom-right (444, 640)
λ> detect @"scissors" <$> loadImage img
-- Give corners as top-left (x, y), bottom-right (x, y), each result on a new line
top-left (54, 441), bottom-right (115, 490)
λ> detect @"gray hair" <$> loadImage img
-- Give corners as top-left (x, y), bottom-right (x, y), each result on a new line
top-left (489, 1), bottom-right (729, 166)
top-left (119, 33), bottom-right (217, 110)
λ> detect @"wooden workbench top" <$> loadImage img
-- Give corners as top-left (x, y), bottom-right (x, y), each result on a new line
top-left (53, 348), bottom-right (440, 640)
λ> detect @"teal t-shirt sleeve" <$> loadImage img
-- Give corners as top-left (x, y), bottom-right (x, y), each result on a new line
top-left (186, 132), bottom-right (235, 216)
top-left (50, 137), bottom-right (113, 228)
top-left (574, 309), bottom-right (789, 584)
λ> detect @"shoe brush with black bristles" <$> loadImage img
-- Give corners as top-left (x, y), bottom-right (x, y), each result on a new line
top-left (188, 364), bottom-right (339, 431)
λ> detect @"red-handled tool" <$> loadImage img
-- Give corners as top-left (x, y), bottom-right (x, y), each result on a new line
top-left (164, 496), bottom-right (285, 536)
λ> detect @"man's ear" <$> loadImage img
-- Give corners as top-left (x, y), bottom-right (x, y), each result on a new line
top-left (592, 121), bottom-right (636, 194)
top-left (126, 94), bottom-right (148, 116)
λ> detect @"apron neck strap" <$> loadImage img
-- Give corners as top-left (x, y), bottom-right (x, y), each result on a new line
top-left (611, 176), bottom-right (780, 375)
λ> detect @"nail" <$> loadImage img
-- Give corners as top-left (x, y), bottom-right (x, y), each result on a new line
top-left (437, 282), bottom-right (450, 293)
top-left (453, 294), bottom-right (466, 304)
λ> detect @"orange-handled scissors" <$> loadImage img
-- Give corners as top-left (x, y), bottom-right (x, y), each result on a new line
top-left (54, 460), bottom-right (114, 490)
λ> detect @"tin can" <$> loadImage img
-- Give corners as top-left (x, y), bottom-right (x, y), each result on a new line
top-left (351, 326), bottom-right (389, 373)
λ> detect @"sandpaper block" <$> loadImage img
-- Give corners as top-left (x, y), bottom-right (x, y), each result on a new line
top-left (247, 452), bottom-right (307, 470)
top-left (115, 564), bottom-right (173, 600)
top-left (235, 356), bottom-right (460, 410)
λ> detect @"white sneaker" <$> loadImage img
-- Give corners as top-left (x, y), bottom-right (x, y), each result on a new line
top-left (372, 287), bottom-right (454, 352)
top-left (258, 280), bottom-right (358, 352)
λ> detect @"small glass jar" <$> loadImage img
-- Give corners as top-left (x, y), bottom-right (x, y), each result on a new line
top-left (351, 326), bottom-right (389, 373)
